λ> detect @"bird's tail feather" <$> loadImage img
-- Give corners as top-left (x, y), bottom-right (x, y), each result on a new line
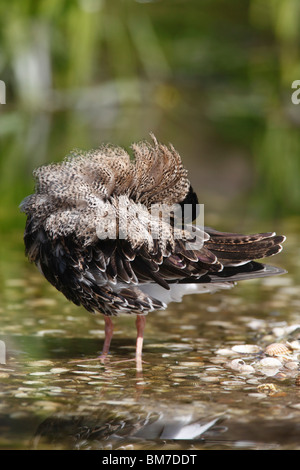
top-left (205, 228), bottom-right (286, 266)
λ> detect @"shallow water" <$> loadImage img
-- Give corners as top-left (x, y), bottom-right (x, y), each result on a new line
top-left (0, 224), bottom-right (300, 450)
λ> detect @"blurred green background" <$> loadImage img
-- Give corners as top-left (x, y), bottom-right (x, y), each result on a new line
top-left (1, 0), bottom-right (300, 232)
top-left (0, 3), bottom-right (300, 450)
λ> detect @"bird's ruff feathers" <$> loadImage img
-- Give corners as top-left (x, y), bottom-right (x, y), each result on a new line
top-left (20, 134), bottom-right (191, 252)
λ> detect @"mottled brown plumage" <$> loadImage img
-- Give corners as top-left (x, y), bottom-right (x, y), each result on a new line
top-left (20, 135), bottom-right (286, 369)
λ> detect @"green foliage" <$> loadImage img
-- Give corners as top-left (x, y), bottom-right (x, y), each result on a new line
top-left (0, 0), bottom-right (299, 226)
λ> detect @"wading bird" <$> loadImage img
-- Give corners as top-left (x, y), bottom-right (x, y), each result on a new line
top-left (20, 135), bottom-right (285, 369)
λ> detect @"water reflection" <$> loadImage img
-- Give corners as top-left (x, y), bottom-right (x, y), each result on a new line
top-left (32, 408), bottom-right (300, 450)
top-left (34, 405), bottom-right (223, 450)
top-left (0, 224), bottom-right (300, 449)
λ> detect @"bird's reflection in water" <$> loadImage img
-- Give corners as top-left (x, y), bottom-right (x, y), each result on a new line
top-left (33, 404), bottom-right (223, 449)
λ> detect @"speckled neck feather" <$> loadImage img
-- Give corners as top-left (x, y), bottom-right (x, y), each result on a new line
top-left (20, 134), bottom-right (191, 250)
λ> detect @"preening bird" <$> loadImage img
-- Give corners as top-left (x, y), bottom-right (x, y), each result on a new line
top-left (20, 134), bottom-right (286, 369)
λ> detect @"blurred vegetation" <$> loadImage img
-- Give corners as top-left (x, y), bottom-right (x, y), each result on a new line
top-left (0, 0), bottom-right (300, 231)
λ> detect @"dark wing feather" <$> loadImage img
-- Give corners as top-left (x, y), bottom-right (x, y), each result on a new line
top-left (204, 228), bottom-right (285, 265)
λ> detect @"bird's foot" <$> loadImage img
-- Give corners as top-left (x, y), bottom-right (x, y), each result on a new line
top-left (68, 353), bottom-right (109, 364)
top-left (68, 355), bottom-right (147, 371)
top-left (109, 357), bottom-right (148, 371)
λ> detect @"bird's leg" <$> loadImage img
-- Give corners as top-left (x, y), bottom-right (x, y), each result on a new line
top-left (99, 316), bottom-right (114, 363)
top-left (135, 315), bottom-right (146, 371)
top-left (68, 316), bottom-right (114, 364)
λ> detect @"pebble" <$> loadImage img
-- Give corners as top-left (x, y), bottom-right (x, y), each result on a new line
top-left (167, 343), bottom-right (194, 351)
top-left (29, 371), bottom-right (52, 376)
top-left (36, 329), bottom-right (66, 336)
top-left (289, 403), bottom-right (300, 410)
top-left (247, 319), bottom-right (267, 330)
top-left (46, 387), bottom-right (63, 395)
top-left (179, 361), bottom-right (202, 367)
top-left (23, 380), bottom-right (43, 385)
top-left (50, 368), bottom-right (69, 374)
top-left (34, 400), bottom-right (61, 411)
top-left (246, 378), bottom-right (261, 385)
top-left (220, 380), bottom-right (245, 386)
top-left (284, 361), bottom-right (299, 370)
top-left (72, 370), bottom-right (99, 375)
top-left (258, 358), bottom-right (282, 368)
top-left (231, 344), bottom-right (261, 354)
top-left (215, 348), bottom-right (236, 357)
top-left (28, 360), bottom-right (53, 367)
top-left (248, 392), bottom-right (267, 399)
top-left (272, 324), bottom-right (300, 338)
top-left (89, 329), bottom-right (105, 336)
top-left (209, 357), bottom-right (228, 364)
top-left (10, 411), bottom-right (30, 419)
top-left (272, 327), bottom-right (286, 338)
top-left (200, 376), bottom-right (220, 383)
top-left (288, 340), bottom-right (300, 351)
top-left (14, 392), bottom-right (28, 398)
top-left (0, 372), bottom-right (9, 378)
top-left (239, 364), bottom-right (255, 374)
top-left (26, 298), bottom-right (57, 307)
top-left (227, 359), bottom-right (246, 371)
top-left (76, 364), bottom-right (102, 368)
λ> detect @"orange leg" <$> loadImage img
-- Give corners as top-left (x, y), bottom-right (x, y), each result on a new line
top-left (99, 316), bottom-right (114, 362)
top-left (135, 315), bottom-right (146, 371)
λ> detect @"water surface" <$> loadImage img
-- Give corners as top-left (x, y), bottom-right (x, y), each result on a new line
top-left (0, 224), bottom-right (299, 450)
